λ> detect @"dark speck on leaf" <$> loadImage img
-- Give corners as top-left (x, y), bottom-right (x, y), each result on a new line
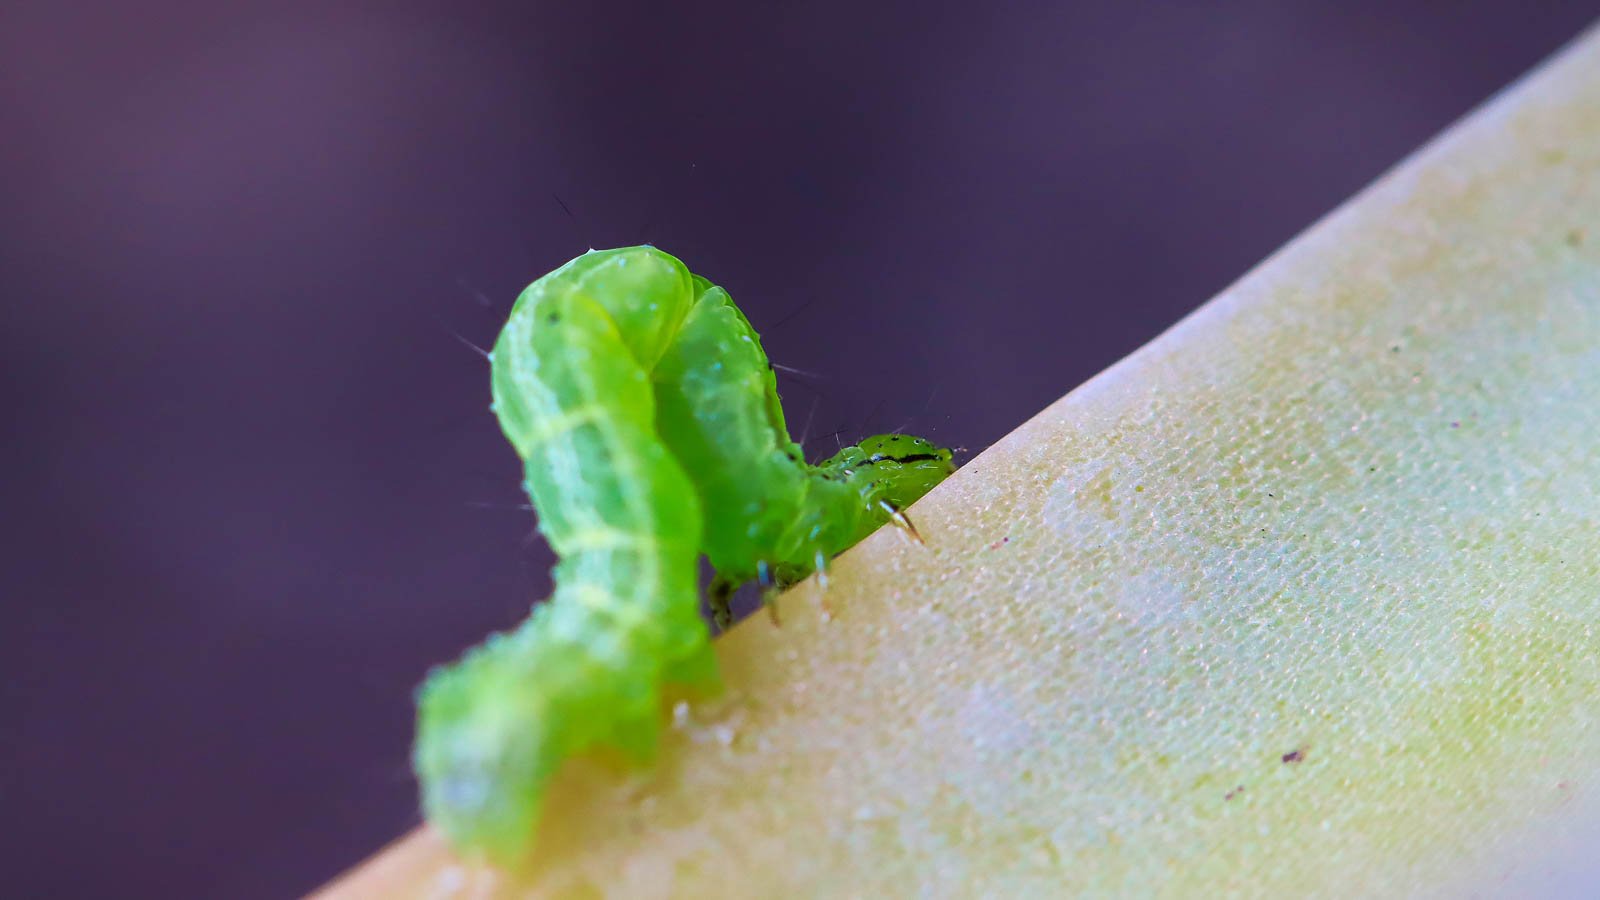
top-left (1282, 749), bottom-right (1305, 764)
top-left (1225, 786), bottom-right (1245, 801)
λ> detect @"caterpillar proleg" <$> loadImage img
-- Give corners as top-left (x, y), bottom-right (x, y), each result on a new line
top-left (414, 246), bottom-right (955, 860)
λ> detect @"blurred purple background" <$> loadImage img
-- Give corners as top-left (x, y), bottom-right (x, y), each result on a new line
top-left (3, 2), bottom-right (1594, 895)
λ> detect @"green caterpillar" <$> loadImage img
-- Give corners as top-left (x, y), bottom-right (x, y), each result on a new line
top-left (414, 246), bottom-right (954, 860)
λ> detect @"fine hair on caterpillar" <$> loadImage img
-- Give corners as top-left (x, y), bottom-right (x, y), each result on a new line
top-left (413, 246), bottom-right (956, 861)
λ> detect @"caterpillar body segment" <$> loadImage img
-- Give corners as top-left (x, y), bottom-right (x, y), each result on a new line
top-left (653, 276), bottom-right (955, 590)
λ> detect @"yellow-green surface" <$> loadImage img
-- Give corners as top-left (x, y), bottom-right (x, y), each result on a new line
top-left (320, 24), bottom-right (1600, 898)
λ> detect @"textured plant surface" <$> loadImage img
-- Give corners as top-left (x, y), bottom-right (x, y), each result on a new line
top-left (321, 24), bottom-right (1600, 899)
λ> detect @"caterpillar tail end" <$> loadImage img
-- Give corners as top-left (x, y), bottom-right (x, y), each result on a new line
top-left (412, 619), bottom-right (719, 864)
top-left (412, 630), bottom-right (566, 865)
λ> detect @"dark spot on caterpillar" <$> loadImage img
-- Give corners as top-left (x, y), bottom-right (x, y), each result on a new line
top-left (859, 452), bottom-right (948, 467)
top-left (1282, 748), bottom-right (1305, 764)
top-left (547, 313), bottom-right (561, 324)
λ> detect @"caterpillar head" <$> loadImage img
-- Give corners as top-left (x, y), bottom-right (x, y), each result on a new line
top-left (824, 433), bottom-right (956, 512)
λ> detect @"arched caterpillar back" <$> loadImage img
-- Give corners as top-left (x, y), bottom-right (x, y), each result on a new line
top-left (414, 247), bottom-right (955, 860)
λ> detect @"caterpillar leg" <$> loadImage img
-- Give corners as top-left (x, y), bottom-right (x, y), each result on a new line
top-left (757, 560), bottom-right (782, 626)
top-left (812, 548), bottom-right (831, 592)
top-left (705, 564), bottom-right (790, 631)
top-left (709, 573), bottom-right (738, 633)
top-left (877, 499), bottom-right (925, 545)
top-left (812, 548), bottom-right (836, 621)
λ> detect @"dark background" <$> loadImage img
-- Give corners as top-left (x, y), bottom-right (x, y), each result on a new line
top-left (3, 2), bottom-right (1594, 895)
